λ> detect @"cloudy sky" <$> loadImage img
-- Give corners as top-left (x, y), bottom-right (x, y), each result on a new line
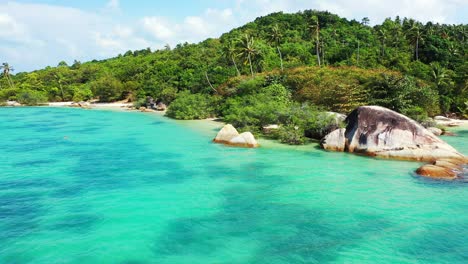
top-left (1, 0), bottom-right (467, 72)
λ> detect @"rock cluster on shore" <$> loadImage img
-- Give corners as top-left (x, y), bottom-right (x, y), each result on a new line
top-left (214, 124), bottom-right (259, 148)
top-left (320, 105), bottom-right (467, 180)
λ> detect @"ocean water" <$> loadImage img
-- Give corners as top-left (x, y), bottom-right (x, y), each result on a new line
top-left (0, 107), bottom-right (467, 264)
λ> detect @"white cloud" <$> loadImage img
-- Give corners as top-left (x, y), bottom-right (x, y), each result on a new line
top-left (0, 2), bottom-right (152, 71)
top-left (142, 17), bottom-right (176, 41)
top-left (233, 0), bottom-right (467, 25)
top-left (106, 0), bottom-right (120, 11)
top-left (0, 12), bottom-right (33, 43)
top-left (141, 8), bottom-right (236, 47)
top-left (0, 0), bottom-right (466, 72)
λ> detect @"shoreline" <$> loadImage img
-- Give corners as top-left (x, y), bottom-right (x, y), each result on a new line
top-left (3, 102), bottom-right (467, 151)
top-left (47, 101), bottom-right (133, 109)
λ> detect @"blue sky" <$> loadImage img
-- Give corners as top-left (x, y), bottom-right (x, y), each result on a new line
top-left (1, 0), bottom-right (467, 72)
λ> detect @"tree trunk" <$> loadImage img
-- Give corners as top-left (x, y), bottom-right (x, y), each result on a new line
top-left (248, 53), bottom-right (254, 77)
top-left (277, 46), bottom-right (283, 71)
top-left (415, 38), bottom-right (419, 61)
top-left (205, 72), bottom-right (217, 93)
top-left (321, 43), bottom-right (325, 66)
top-left (59, 83), bottom-right (65, 101)
top-left (357, 40), bottom-right (360, 65)
top-left (232, 57), bottom-right (240, 76)
top-left (316, 34), bottom-right (321, 67)
top-left (381, 42), bottom-right (385, 59)
top-left (7, 76), bottom-right (14, 89)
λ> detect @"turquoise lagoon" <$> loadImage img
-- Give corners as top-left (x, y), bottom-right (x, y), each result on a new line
top-left (0, 107), bottom-right (467, 264)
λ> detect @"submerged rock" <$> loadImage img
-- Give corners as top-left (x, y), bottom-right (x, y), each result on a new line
top-left (415, 157), bottom-right (467, 180)
top-left (213, 124), bottom-right (259, 148)
top-left (416, 164), bottom-right (459, 180)
top-left (321, 106), bottom-right (464, 162)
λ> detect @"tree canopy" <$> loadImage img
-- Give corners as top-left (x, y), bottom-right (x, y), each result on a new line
top-left (0, 10), bottom-right (466, 119)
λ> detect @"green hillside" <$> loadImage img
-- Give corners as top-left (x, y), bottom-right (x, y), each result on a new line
top-left (1, 10), bottom-right (467, 140)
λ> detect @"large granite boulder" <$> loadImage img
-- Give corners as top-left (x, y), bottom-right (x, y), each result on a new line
top-left (321, 106), bottom-right (464, 162)
top-left (213, 124), bottom-right (259, 148)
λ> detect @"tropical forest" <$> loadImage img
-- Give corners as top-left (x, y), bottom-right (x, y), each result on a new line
top-left (1, 10), bottom-right (467, 143)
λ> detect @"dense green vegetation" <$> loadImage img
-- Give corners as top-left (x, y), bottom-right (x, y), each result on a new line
top-left (1, 10), bottom-right (466, 143)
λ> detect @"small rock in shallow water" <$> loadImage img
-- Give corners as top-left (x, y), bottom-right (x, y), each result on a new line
top-left (214, 124), bottom-right (239, 143)
top-left (416, 164), bottom-right (459, 180)
top-left (213, 124), bottom-right (258, 148)
top-left (228, 132), bottom-right (259, 148)
top-left (427, 127), bottom-right (442, 136)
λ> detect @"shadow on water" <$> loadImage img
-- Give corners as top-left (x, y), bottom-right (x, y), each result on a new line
top-left (51, 213), bottom-right (102, 233)
top-left (400, 221), bottom-right (468, 262)
top-left (50, 139), bottom-right (193, 198)
top-left (153, 184), bottom-right (394, 263)
top-left (0, 178), bottom-right (56, 191)
top-left (13, 159), bottom-right (56, 167)
top-left (0, 191), bottom-right (46, 246)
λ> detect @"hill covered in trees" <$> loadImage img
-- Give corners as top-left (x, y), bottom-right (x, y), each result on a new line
top-left (0, 10), bottom-right (467, 143)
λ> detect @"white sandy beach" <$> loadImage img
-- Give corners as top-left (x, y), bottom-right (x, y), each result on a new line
top-left (48, 101), bottom-right (132, 108)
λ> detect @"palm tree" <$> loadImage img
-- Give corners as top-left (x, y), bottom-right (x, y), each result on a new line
top-left (430, 63), bottom-right (451, 89)
top-left (222, 40), bottom-right (241, 76)
top-left (309, 16), bottom-right (321, 67)
top-left (407, 23), bottom-right (425, 60)
top-left (55, 73), bottom-right (66, 101)
top-left (377, 28), bottom-right (387, 59)
top-left (238, 34), bottom-right (258, 77)
top-left (0, 63), bottom-right (15, 88)
top-left (268, 24), bottom-right (284, 71)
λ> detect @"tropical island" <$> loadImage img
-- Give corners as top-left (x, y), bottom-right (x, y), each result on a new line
top-left (2, 10), bottom-right (467, 175)
top-left (1, 5), bottom-right (468, 263)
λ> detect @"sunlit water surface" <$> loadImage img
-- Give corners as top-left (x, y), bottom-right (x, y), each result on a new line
top-left (0, 107), bottom-right (467, 263)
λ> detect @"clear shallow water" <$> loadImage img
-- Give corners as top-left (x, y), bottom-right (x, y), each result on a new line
top-left (0, 107), bottom-right (467, 264)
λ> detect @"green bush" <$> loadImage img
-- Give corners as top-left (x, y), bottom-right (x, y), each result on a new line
top-left (221, 83), bottom-right (292, 128)
top-left (132, 97), bottom-right (147, 109)
top-left (159, 86), bottom-right (178, 104)
top-left (368, 74), bottom-right (440, 115)
top-left (0, 87), bottom-right (20, 101)
top-left (89, 75), bottom-right (124, 102)
top-left (277, 103), bottom-right (339, 140)
top-left (166, 91), bottom-right (215, 120)
top-left (72, 86), bottom-right (93, 102)
top-left (275, 124), bottom-right (308, 145)
top-left (235, 76), bottom-right (265, 96)
top-left (16, 90), bottom-right (48, 105)
top-left (222, 92), bottom-right (290, 128)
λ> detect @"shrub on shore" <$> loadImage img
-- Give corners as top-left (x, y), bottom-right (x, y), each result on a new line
top-left (166, 91), bottom-right (216, 120)
top-left (16, 90), bottom-right (48, 105)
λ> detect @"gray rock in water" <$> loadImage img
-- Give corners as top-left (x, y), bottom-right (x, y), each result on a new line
top-left (434, 116), bottom-right (451, 121)
top-left (214, 124), bottom-right (239, 144)
top-left (320, 128), bottom-right (346, 152)
top-left (214, 124), bottom-right (259, 148)
top-left (229, 132), bottom-right (259, 148)
top-left (321, 106), bottom-right (464, 161)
